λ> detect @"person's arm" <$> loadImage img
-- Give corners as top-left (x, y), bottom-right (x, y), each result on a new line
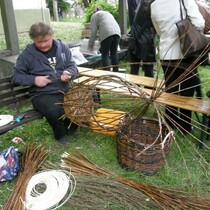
top-left (184, 0), bottom-right (205, 31)
top-left (11, 52), bottom-right (52, 87)
top-left (88, 14), bottom-right (98, 48)
top-left (11, 53), bottom-right (36, 86)
top-left (195, 0), bottom-right (210, 33)
top-left (60, 43), bottom-right (78, 81)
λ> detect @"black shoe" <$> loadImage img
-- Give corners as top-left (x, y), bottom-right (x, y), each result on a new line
top-left (58, 135), bottom-right (70, 145)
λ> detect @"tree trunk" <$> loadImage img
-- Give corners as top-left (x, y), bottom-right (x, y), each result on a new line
top-left (52, 0), bottom-right (59, 21)
top-left (83, 0), bottom-right (97, 8)
top-left (82, 0), bottom-right (89, 8)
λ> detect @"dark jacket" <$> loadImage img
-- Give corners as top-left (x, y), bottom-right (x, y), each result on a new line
top-left (130, 0), bottom-right (156, 60)
top-left (11, 39), bottom-right (78, 98)
top-left (127, 0), bottom-right (141, 26)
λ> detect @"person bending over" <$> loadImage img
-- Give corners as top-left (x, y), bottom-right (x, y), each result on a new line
top-left (88, 6), bottom-right (121, 72)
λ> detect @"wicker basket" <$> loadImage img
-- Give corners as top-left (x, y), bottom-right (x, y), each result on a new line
top-left (116, 116), bottom-right (174, 176)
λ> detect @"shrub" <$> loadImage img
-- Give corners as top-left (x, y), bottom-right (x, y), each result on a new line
top-left (46, 0), bottom-right (70, 18)
top-left (85, 0), bottom-right (119, 23)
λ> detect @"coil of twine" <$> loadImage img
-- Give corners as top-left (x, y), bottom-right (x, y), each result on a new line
top-left (24, 169), bottom-right (76, 210)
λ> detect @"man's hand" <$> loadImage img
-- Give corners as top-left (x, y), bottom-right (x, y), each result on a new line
top-left (60, 71), bottom-right (72, 82)
top-left (34, 75), bottom-right (51, 87)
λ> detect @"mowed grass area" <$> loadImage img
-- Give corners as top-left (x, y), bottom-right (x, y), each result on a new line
top-left (0, 19), bottom-right (210, 209)
top-left (0, 20), bottom-right (84, 51)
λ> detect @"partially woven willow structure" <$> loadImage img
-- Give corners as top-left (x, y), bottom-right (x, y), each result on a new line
top-left (63, 75), bottom-right (151, 130)
top-left (63, 84), bottom-right (94, 124)
top-left (63, 75), bottom-right (174, 174)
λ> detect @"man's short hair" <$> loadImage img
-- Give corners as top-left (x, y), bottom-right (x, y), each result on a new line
top-left (29, 22), bottom-right (54, 39)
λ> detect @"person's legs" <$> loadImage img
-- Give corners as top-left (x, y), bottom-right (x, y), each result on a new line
top-left (142, 43), bottom-right (156, 77)
top-left (100, 37), bottom-right (112, 71)
top-left (162, 61), bottom-right (180, 130)
top-left (110, 35), bottom-right (120, 72)
top-left (32, 93), bottom-right (74, 141)
top-left (178, 58), bottom-right (197, 132)
top-left (130, 51), bottom-right (141, 75)
top-left (163, 58), bottom-right (197, 133)
top-left (142, 63), bottom-right (154, 77)
top-left (194, 70), bottom-right (202, 99)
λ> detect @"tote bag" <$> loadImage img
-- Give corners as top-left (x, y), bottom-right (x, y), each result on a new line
top-left (176, 0), bottom-right (210, 57)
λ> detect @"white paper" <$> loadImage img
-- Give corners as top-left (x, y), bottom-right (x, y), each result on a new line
top-left (70, 46), bottom-right (88, 65)
top-left (80, 38), bottom-right (101, 55)
top-left (0, 115), bottom-right (13, 126)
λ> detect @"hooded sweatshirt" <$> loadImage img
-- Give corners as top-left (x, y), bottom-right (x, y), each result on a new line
top-left (11, 39), bottom-right (78, 99)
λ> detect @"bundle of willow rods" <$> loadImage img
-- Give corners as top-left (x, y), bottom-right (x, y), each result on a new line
top-left (60, 151), bottom-right (210, 210)
top-left (2, 144), bottom-right (50, 210)
top-left (67, 176), bottom-right (159, 209)
top-left (40, 162), bottom-right (158, 209)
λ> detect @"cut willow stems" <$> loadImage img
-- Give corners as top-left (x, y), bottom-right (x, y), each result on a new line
top-left (67, 176), bottom-right (159, 209)
top-left (155, 103), bottom-right (210, 184)
top-left (2, 144), bottom-right (50, 210)
top-left (60, 151), bottom-right (210, 210)
top-left (40, 161), bottom-right (159, 210)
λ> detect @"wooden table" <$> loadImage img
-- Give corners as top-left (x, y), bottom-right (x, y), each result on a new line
top-left (78, 67), bottom-right (164, 89)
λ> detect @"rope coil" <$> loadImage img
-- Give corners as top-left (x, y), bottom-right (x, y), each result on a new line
top-left (24, 169), bottom-right (76, 210)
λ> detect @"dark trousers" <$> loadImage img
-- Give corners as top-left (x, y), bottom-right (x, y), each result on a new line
top-left (100, 35), bottom-right (120, 72)
top-left (162, 58), bottom-right (199, 131)
top-left (129, 51), bottom-right (154, 77)
top-left (32, 93), bottom-right (70, 140)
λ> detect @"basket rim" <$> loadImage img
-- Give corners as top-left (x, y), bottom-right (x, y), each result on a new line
top-left (116, 116), bottom-right (174, 148)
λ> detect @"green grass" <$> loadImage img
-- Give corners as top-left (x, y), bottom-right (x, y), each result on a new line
top-left (0, 20), bottom-right (210, 209)
top-left (0, 18), bottom-right (84, 51)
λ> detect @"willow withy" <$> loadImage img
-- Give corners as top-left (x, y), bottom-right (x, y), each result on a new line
top-left (2, 144), bottom-right (50, 210)
top-left (61, 150), bottom-right (210, 210)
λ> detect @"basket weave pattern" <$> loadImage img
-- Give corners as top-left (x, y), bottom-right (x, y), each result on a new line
top-left (63, 85), bottom-right (94, 126)
top-left (116, 117), bottom-right (173, 175)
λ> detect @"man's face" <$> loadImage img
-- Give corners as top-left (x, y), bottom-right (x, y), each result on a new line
top-left (33, 34), bottom-right (53, 52)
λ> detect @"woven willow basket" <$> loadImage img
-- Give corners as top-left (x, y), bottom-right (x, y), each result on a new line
top-left (116, 116), bottom-right (174, 176)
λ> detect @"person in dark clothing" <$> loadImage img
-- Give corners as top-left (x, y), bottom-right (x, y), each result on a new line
top-left (151, 0), bottom-right (205, 133)
top-left (127, 0), bottom-right (141, 27)
top-left (129, 0), bottom-right (156, 77)
top-left (161, 60), bottom-right (199, 132)
top-left (11, 22), bottom-right (79, 145)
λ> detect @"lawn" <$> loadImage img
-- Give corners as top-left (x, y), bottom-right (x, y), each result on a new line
top-left (0, 19), bottom-right (210, 209)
